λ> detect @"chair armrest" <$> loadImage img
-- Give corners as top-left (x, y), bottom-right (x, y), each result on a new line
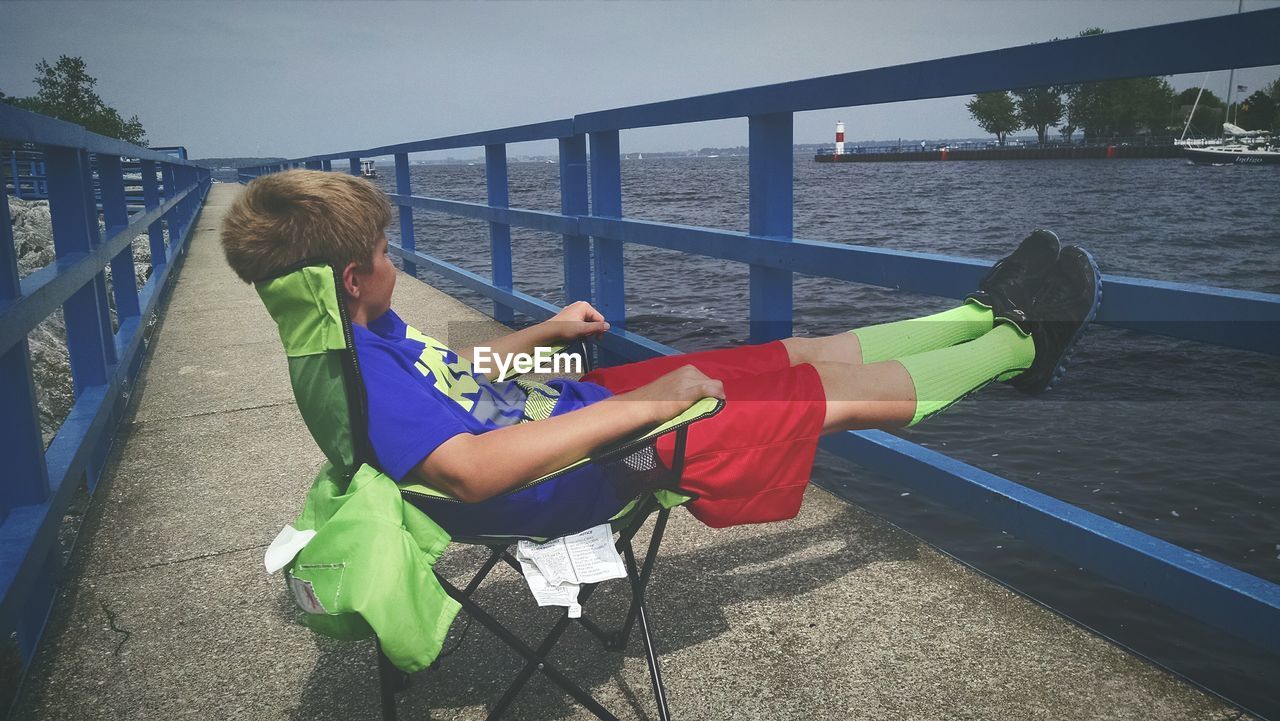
top-left (398, 396), bottom-right (724, 500)
top-left (497, 337), bottom-right (594, 380)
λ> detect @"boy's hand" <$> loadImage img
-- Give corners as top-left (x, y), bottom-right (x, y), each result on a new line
top-left (619, 365), bottom-right (725, 423)
top-left (547, 301), bottom-right (610, 342)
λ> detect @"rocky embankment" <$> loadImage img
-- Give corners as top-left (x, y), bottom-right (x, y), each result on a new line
top-left (10, 197), bottom-right (160, 443)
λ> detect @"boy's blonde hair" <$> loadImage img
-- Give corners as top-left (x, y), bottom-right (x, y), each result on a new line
top-left (220, 169), bottom-right (393, 283)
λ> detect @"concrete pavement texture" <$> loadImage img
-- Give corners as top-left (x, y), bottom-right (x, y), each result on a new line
top-left (12, 183), bottom-right (1247, 721)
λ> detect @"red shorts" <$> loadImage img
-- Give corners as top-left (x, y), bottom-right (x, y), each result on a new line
top-left (581, 341), bottom-right (826, 528)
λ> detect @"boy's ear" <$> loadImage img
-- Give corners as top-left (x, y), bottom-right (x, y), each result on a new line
top-left (341, 261), bottom-right (361, 299)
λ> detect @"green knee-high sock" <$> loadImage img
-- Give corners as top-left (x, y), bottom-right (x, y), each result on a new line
top-left (851, 300), bottom-right (994, 364)
top-left (897, 322), bottom-right (1035, 427)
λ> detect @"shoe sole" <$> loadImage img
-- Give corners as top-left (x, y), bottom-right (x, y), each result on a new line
top-left (1040, 246), bottom-right (1102, 394)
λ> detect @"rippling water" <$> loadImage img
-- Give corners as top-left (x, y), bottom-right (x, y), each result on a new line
top-left (374, 156), bottom-right (1280, 714)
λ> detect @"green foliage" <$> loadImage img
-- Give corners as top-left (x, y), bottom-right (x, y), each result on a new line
top-left (1013, 87), bottom-right (1063, 145)
top-left (1236, 90), bottom-right (1276, 132)
top-left (0, 55), bottom-right (146, 145)
top-left (966, 91), bottom-right (1019, 145)
top-left (1067, 77), bottom-right (1176, 140)
top-left (1177, 87), bottom-right (1223, 108)
top-left (1264, 79), bottom-right (1280, 130)
top-left (1049, 28), bottom-right (1176, 141)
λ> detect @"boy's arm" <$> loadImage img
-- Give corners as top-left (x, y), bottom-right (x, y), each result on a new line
top-left (456, 322), bottom-right (561, 367)
top-left (456, 301), bottom-right (609, 379)
top-left (413, 365), bottom-right (723, 503)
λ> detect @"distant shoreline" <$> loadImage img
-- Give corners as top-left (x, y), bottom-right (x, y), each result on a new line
top-left (815, 144), bottom-right (1183, 163)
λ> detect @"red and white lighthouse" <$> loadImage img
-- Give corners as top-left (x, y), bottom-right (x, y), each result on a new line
top-left (835, 121), bottom-right (845, 156)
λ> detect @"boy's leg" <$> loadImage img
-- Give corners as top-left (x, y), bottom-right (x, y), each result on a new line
top-left (584, 300), bottom-right (997, 394)
top-left (784, 229), bottom-right (1062, 366)
top-left (783, 300), bottom-right (993, 366)
top-left (587, 231), bottom-right (1061, 383)
top-left (813, 321), bottom-right (1034, 431)
top-left (639, 243), bottom-right (1100, 529)
top-left (581, 340), bottom-right (794, 394)
top-left (816, 244), bottom-right (1102, 429)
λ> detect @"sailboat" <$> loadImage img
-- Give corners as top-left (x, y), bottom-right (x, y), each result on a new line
top-left (1178, 0), bottom-right (1280, 165)
top-left (1183, 123), bottom-right (1280, 165)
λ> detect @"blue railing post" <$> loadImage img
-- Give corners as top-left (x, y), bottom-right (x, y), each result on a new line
top-left (394, 152), bottom-right (416, 277)
top-left (45, 148), bottom-right (111, 395)
top-left (485, 144), bottom-right (514, 324)
top-left (161, 163), bottom-right (175, 202)
top-left (747, 113), bottom-right (794, 344)
top-left (80, 153), bottom-right (119, 365)
top-left (0, 193), bottom-right (51, 512)
top-left (349, 157), bottom-right (360, 176)
top-left (558, 134), bottom-right (591, 305)
top-left (178, 165), bottom-right (197, 251)
top-left (589, 131), bottom-right (624, 364)
top-left (322, 159), bottom-right (332, 172)
top-left (7, 152), bottom-right (18, 198)
top-left (174, 164), bottom-right (198, 252)
top-left (140, 160), bottom-right (166, 267)
top-left (97, 155), bottom-right (141, 321)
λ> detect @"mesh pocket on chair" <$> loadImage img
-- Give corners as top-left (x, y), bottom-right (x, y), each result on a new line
top-left (600, 443), bottom-right (676, 496)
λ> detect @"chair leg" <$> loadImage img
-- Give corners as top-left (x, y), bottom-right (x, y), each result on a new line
top-left (376, 639), bottom-right (407, 721)
top-left (624, 543), bottom-right (672, 721)
top-left (438, 575), bottom-right (620, 721)
top-left (615, 508), bottom-right (671, 646)
top-left (438, 506), bottom-right (676, 721)
top-left (464, 545), bottom-right (509, 596)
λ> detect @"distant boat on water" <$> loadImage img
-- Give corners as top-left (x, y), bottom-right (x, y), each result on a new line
top-left (360, 159), bottom-right (377, 178)
top-left (1183, 123), bottom-right (1280, 165)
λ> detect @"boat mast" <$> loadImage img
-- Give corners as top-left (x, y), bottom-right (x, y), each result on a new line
top-left (1181, 73), bottom-right (1211, 142)
top-left (1224, 0), bottom-right (1243, 127)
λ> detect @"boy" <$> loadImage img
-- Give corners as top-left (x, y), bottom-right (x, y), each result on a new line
top-left (222, 171), bottom-right (1100, 535)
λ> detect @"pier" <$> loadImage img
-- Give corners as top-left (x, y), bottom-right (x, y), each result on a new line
top-left (8, 184), bottom-right (1245, 719)
top-left (814, 143), bottom-right (1184, 162)
top-left (4, 8), bottom-right (1280, 721)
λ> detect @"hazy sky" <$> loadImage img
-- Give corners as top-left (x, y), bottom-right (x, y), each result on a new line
top-left (3, 0), bottom-right (1278, 160)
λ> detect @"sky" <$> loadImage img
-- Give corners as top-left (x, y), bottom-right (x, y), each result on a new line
top-left (3, 0), bottom-right (1278, 161)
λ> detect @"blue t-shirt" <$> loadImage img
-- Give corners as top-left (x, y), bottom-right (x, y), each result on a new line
top-left (352, 309), bottom-right (612, 482)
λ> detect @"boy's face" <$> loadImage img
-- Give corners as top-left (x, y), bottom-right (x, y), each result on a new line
top-left (348, 234), bottom-right (396, 323)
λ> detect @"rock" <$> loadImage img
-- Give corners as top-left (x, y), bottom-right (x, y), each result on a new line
top-left (8, 197), bottom-right (159, 444)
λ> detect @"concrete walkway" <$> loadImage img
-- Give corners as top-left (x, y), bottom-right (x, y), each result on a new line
top-left (13, 183), bottom-right (1247, 720)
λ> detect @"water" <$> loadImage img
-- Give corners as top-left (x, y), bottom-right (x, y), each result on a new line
top-left (371, 156), bottom-right (1280, 715)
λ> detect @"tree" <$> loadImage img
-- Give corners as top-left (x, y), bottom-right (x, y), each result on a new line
top-left (1066, 72), bottom-right (1175, 140)
top-left (1236, 90), bottom-right (1276, 132)
top-left (1175, 87), bottom-right (1224, 137)
top-left (1013, 86), bottom-right (1063, 145)
top-left (0, 55), bottom-right (146, 144)
top-left (967, 91), bottom-right (1019, 146)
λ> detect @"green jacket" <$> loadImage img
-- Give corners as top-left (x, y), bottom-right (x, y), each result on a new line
top-left (285, 462), bottom-right (461, 672)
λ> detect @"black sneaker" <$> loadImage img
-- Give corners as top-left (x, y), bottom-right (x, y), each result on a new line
top-left (965, 229), bottom-right (1061, 333)
top-left (1009, 245), bottom-right (1103, 395)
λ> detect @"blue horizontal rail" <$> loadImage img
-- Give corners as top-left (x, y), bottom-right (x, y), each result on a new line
top-left (0, 102), bottom-right (211, 668)
top-left (240, 6), bottom-right (1280, 666)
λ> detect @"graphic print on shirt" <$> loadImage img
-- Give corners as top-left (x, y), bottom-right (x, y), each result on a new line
top-left (405, 325), bottom-right (530, 427)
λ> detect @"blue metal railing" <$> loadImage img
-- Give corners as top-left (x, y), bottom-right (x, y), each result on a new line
top-left (0, 104), bottom-right (211, 665)
top-left (3, 148), bottom-right (48, 199)
top-left (4, 146), bottom-right (190, 206)
top-left (243, 8), bottom-right (1280, 662)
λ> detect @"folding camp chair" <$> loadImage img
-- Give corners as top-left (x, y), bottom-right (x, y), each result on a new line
top-left (256, 260), bottom-right (722, 721)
